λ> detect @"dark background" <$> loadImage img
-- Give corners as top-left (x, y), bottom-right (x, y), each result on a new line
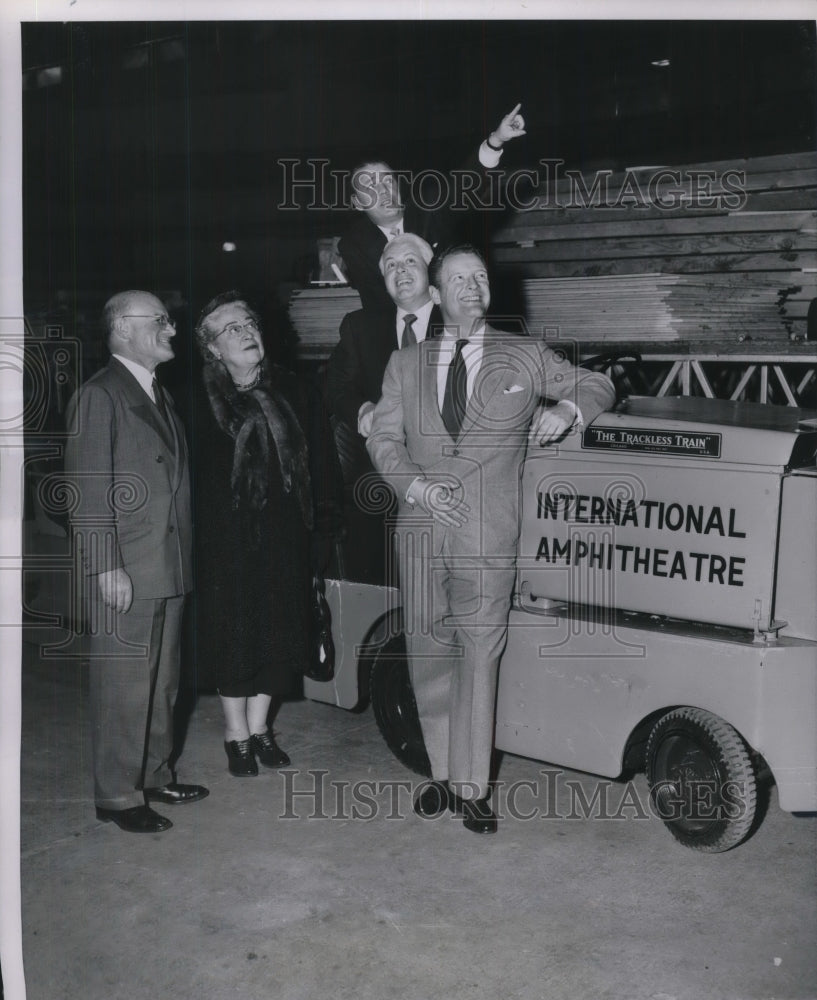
top-left (21, 19), bottom-right (817, 376)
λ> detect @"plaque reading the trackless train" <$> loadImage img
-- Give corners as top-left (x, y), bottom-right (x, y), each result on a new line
top-left (582, 425), bottom-right (722, 458)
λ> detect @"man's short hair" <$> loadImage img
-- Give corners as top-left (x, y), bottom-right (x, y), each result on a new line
top-left (102, 291), bottom-right (146, 347)
top-left (351, 157), bottom-right (393, 180)
top-left (428, 244), bottom-right (488, 289)
top-left (103, 291), bottom-right (141, 331)
top-left (378, 233), bottom-right (434, 274)
top-left (194, 290), bottom-right (260, 360)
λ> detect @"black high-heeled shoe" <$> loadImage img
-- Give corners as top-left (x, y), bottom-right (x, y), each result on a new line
top-left (250, 730), bottom-right (291, 768)
top-left (224, 738), bottom-right (259, 777)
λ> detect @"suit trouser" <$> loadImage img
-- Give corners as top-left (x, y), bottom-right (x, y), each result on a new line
top-left (397, 522), bottom-right (516, 800)
top-left (86, 594), bottom-right (185, 809)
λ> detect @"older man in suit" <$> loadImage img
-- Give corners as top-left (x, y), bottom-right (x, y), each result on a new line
top-left (339, 104), bottom-right (527, 314)
top-left (367, 246), bottom-right (616, 833)
top-left (65, 290), bottom-right (207, 833)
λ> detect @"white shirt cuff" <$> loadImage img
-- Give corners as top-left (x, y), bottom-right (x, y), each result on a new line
top-left (478, 140), bottom-right (503, 169)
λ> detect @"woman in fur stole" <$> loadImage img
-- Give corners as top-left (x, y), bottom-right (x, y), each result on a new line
top-left (191, 291), bottom-right (316, 776)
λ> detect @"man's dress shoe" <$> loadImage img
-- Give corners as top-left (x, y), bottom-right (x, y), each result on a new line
top-left (224, 738), bottom-right (259, 777)
top-left (144, 782), bottom-right (209, 805)
top-left (413, 781), bottom-right (449, 818)
top-left (249, 731), bottom-right (291, 768)
top-left (448, 791), bottom-right (498, 834)
top-left (95, 805), bottom-right (172, 833)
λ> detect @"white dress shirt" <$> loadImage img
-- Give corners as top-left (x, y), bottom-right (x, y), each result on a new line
top-left (113, 354), bottom-right (160, 403)
top-left (377, 220), bottom-right (404, 242)
top-left (397, 299), bottom-right (436, 348)
top-left (435, 325), bottom-right (486, 411)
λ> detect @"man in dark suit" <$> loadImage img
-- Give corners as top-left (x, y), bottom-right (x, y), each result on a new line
top-left (327, 234), bottom-right (442, 583)
top-left (338, 104), bottom-right (527, 314)
top-left (65, 290), bottom-right (208, 833)
top-left (367, 246), bottom-right (616, 833)
top-left (328, 233), bottom-right (442, 439)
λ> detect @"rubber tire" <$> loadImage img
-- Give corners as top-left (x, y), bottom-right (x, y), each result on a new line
top-left (369, 633), bottom-right (431, 778)
top-left (646, 707), bottom-right (758, 853)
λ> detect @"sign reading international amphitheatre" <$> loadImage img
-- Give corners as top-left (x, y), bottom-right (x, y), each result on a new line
top-left (519, 456), bottom-right (782, 631)
top-left (583, 425), bottom-right (722, 458)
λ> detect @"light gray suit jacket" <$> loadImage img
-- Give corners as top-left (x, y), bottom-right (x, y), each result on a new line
top-left (367, 328), bottom-right (616, 555)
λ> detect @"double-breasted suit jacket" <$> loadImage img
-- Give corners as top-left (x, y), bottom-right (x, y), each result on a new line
top-left (367, 329), bottom-right (615, 797)
top-left (65, 357), bottom-right (193, 809)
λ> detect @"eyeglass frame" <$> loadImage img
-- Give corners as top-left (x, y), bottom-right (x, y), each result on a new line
top-left (214, 318), bottom-right (260, 340)
top-left (120, 313), bottom-right (176, 330)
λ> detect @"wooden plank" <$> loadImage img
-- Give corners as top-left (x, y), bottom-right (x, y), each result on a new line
top-left (494, 190), bottom-right (817, 235)
top-left (492, 231), bottom-right (816, 264)
top-left (739, 189), bottom-right (817, 213)
top-left (628, 151), bottom-right (816, 177)
top-left (619, 167), bottom-right (817, 194)
top-left (492, 210), bottom-right (817, 246)
top-left (618, 151), bottom-right (816, 172)
top-left (493, 252), bottom-right (812, 278)
top-left (495, 163), bottom-right (816, 218)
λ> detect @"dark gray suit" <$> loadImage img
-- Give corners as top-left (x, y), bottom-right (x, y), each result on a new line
top-left (65, 357), bottom-right (193, 809)
top-left (367, 330), bottom-right (615, 797)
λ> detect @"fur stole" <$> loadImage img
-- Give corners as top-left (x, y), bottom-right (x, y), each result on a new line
top-left (202, 360), bottom-right (314, 535)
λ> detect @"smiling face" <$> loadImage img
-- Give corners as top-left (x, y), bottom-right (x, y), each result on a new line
top-left (204, 301), bottom-right (265, 382)
top-left (351, 161), bottom-right (404, 227)
top-left (113, 292), bottom-right (176, 372)
top-left (381, 240), bottom-right (431, 312)
top-left (429, 252), bottom-right (491, 335)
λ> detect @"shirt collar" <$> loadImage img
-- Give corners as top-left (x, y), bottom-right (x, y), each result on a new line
top-left (377, 219), bottom-right (404, 239)
top-left (441, 321), bottom-right (486, 343)
top-left (397, 299), bottom-right (434, 327)
top-left (112, 354), bottom-right (156, 397)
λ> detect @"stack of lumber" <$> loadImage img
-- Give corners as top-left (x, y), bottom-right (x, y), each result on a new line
top-left (521, 271), bottom-right (812, 344)
top-left (288, 285), bottom-right (360, 358)
top-left (521, 274), bottom-right (680, 341)
top-left (493, 151), bottom-right (817, 349)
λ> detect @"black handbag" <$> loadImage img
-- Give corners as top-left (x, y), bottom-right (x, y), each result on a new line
top-left (306, 572), bottom-right (335, 682)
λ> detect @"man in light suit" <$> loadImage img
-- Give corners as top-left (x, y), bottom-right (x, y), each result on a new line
top-left (65, 290), bottom-right (208, 833)
top-left (339, 104), bottom-right (527, 314)
top-left (367, 246), bottom-right (616, 833)
top-left (327, 234), bottom-right (443, 582)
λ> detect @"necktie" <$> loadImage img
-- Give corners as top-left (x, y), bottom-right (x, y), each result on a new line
top-left (401, 313), bottom-right (417, 348)
top-left (388, 227), bottom-right (401, 240)
top-left (152, 378), bottom-right (169, 425)
top-left (441, 339), bottom-right (468, 439)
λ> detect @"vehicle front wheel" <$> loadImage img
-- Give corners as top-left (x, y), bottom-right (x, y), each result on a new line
top-left (369, 633), bottom-right (431, 778)
top-left (646, 707), bottom-right (758, 853)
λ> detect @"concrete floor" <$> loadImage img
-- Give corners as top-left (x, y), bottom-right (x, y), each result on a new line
top-left (18, 633), bottom-right (817, 1000)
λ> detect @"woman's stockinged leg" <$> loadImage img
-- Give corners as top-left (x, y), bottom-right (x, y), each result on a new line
top-left (246, 692), bottom-right (273, 737)
top-left (220, 694), bottom-right (251, 742)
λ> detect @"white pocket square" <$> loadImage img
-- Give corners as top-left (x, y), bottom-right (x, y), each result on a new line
top-left (503, 384), bottom-right (525, 394)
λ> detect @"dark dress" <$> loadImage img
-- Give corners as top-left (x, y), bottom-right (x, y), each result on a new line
top-left (190, 362), bottom-right (313, 697)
